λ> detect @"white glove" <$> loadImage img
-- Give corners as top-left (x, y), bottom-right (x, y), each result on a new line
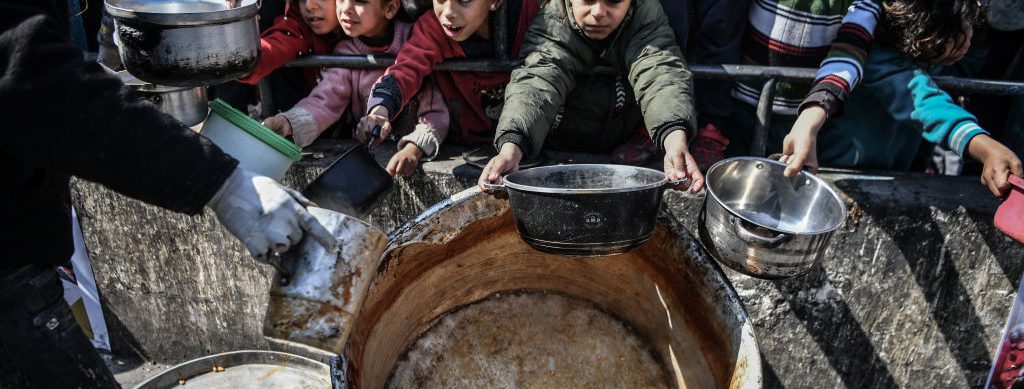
top-left (207, 168), bottom-right (338, 260)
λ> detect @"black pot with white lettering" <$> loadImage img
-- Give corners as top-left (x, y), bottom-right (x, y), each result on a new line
top-left (483, 164), bottom-right (686, 256)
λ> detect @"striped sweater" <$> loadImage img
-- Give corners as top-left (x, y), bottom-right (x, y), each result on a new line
top-left (734, 0), bottom-right (881, 116)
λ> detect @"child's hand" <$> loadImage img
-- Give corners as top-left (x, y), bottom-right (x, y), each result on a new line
top-left (357, 106), bottom-right (392, 148)
top-left (663, 129), bottom-right (704, 193)
top-left (262, 115), bottom-right (292, 137)
top-left (967, 134), bottom-right (1023, 197)
top-left (387, 143), bottom-right (425, 177)
top-left (478, 143), bottom-right (524, 195)
top-left (780, 105), bottom-right (826, 176)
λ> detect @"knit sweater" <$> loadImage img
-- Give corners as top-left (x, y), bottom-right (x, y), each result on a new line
top-left (277, 21), bottom-right (450, 158)
top-left (734, 0), bottom-right (880, 116)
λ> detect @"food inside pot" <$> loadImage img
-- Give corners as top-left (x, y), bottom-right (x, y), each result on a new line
top-left (388, 291), bottom-right (669, 388)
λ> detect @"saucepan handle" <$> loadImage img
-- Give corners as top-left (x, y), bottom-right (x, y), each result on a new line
top-left (366, 125), bottom-right (383, 150)
top-left (481, 178), bottom-right (507, 193)
top-left (733, 218), bottom-right (790, 248)
top-left (661, 176), bottom-right (691, 191)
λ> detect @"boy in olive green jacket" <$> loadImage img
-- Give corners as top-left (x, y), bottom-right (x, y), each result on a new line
top-left (477, 0), bottom-right (704, 193)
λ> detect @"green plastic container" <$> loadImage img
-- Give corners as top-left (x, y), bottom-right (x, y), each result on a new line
top-left (200, 99), bottom-right (301, 180)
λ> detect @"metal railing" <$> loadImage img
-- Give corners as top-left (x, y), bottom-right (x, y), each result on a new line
top-left (279, 2), bottom-right (1024, 157)
top-left (286, 56), bottom-right (1024, 96)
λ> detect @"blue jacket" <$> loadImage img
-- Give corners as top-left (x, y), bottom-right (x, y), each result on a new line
top-left (817, 45), bottom-right (988, 170)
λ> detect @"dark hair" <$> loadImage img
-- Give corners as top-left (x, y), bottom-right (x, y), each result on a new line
top-left (878, 0), bottom-right (980, 63)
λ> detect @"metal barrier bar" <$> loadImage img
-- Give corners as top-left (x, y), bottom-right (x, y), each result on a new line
top-left (286, 56), bottom-right (1024, 96)
top-left (753, 77), bottom-right (777, 157)
top-left (494, 2), bottom-right (509, 61)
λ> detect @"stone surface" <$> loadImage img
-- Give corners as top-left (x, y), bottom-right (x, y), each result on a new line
top-left (72, 140), bottom-right (1023, 388)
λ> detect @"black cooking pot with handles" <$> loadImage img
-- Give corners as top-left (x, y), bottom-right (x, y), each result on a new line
top-left (302, 131), bottom-right (392, 218)
top-left (483, 164), bottom-right (686, 256)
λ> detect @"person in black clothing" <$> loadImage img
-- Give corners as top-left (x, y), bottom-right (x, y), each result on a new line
top-left (0, 1), bottom-right (337, 387)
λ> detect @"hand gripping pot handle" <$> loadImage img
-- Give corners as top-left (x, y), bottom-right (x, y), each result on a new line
top-left (733, 218), bottom-right (791, 248)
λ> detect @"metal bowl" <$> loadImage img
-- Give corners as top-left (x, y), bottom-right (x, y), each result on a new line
top-left (105, 0), bottom-right (260, 87)
top-left (698, 157), bottom-right (847, 279)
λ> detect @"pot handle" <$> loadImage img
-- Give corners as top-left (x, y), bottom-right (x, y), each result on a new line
top-left (733, 218), bottom-right (790, 248)
top-left (481, 179), bottom-right (507, 193)
top-left (664, 177), bottom-right (691, 190)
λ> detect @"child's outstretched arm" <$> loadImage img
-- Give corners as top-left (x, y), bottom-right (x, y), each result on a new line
top-left (363, 12), bottom-right (451, 144)
top-left (492, 9), bottom-right (586, 163)
top-left (623, 0), bottom-right (700, 191)
top-left (388, 79), bottom-right (451, 176)
top-left (865, 47), bottom-right (1021, 196)
top-left (263, 42), bottom-right (360, 147)
top-left (783, 0), bottom-right (881, 176)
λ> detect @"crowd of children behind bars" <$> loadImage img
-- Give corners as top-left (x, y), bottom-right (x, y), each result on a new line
top-left (98, 0), bottom-right (1024, 198)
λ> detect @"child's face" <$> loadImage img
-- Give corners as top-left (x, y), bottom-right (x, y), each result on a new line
top-left (570, 0), bottom-right (630, 40)
top-left (299, 0), bottom-right (341, 35)
top-left (336, 0), bottom-right (396, 38)
top-left (433, 0), bottom-right (500, 42)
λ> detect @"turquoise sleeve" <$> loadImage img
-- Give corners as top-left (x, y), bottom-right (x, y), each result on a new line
top-left (861, 47), bottom-right (988, 157)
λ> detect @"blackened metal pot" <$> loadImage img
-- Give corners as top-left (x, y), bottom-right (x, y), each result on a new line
top-left (483, 164), bottom-right (685, 256)
top-left (698, 157), bottom-right (847, 279)
top-left (105, 0), bottom-right (260, 87)
top-left (302, 142), bottom-right (393, 218)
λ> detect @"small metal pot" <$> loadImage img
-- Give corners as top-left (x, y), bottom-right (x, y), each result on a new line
top-left (698, 157), bottom-right (846, 279)
top-left (105, 0), bottom-right (260, 87)
top-left (119, 70), bottom-right (208, 126)
top-left (483, 164), bottom-right (686, 256)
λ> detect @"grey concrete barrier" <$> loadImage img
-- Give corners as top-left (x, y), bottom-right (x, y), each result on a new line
top-left (71, 140), bottom-right (1024, 388)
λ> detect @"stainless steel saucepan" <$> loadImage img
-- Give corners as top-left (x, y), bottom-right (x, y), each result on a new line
top-left (698, 157), bottom-right (847, 279)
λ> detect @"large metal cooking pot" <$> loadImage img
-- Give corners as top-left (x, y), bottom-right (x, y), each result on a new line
top-left (483, 164), bottom-right (685, 256)
top-left (119, 70), bottom-right (208, 126)
top-left (105, 0), bottom-right (260, 87)
top-left (698, 157), bottom-right (846, 279)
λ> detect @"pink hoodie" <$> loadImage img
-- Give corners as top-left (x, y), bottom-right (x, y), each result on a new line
top-left (279, 20), bottom-right (449, 158)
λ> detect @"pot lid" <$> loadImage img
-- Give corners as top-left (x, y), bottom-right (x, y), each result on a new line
top-left (208, 99), bottom-right (302, 162)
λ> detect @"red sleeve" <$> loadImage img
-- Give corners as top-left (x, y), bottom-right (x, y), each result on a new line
top-left (369, 12), bottom-right (453, 118)
top-left (511, 0), bottom-right (541, 57)
top-left (237, 10), bottom-right (313, 84)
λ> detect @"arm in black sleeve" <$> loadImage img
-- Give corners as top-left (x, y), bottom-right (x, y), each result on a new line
top-left (0, 1), bottom-right (238, 214)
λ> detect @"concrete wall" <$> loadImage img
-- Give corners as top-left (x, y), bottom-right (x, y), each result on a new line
top-left (72, 140), bottom-right (1023, 388)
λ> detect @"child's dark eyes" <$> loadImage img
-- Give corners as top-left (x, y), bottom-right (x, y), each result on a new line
top-left (457, 0), bottom-right (473, 5)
